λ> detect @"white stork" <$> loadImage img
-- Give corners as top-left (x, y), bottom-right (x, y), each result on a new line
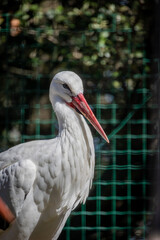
top-left (0, 71), bottom-right (109, 240)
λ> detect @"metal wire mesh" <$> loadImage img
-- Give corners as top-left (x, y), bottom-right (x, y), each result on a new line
top-left (0, 12), bottom-right (156, 240)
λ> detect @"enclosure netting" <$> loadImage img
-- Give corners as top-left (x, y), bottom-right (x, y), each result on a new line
top-left (0, 13), bottom-right (157, 240)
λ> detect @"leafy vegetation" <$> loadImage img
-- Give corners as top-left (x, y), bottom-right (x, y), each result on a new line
top-left (0, 1), bottom-right (154, 239)
top-left (0, 0), bottom-right (152, 147)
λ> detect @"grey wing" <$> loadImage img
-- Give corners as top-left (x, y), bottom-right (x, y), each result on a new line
top-left (0, 159), bottom-right (36, 218)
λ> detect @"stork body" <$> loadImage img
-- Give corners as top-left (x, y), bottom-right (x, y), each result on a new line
top-left (0, 71), bottom-right (109, 240)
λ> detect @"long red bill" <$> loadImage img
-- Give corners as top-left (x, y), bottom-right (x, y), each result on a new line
top-left (71, 93), bottom-right (109, 143)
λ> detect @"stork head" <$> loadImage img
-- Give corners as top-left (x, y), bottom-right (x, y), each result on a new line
top-left (50, 71), bottom-right (109, 143)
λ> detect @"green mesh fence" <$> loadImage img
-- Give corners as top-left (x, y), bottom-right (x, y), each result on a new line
top-left (0, 12), bottom-right (156, 240)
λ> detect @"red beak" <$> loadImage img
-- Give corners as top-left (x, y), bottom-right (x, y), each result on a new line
top-left (70, 93), bottom-right (109, 143)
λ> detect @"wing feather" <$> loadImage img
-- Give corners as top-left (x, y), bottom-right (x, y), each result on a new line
top-left (0, 159), bottom-right (36, 219)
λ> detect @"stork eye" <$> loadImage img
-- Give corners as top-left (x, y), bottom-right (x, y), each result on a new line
top-left (63, 84), bottom-right (71, 91)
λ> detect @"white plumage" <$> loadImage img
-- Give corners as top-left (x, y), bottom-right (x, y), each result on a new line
top-left (0, 71), bottom-right (109, 240)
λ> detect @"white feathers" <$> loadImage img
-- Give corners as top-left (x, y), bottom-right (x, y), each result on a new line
top-left (0, 71), bottom-right (95, 240)
top-left (0, 159), bottom-right (36, 217)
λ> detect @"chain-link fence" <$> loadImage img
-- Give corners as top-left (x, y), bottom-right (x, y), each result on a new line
top-left (0, 11), bottom-right (156, 240)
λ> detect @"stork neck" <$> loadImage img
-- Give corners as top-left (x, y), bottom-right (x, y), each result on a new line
top-left (51, 95), bottom-right (84, 137)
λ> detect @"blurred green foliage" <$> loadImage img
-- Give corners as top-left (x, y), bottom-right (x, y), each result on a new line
top-left (0, 0), bottom-right (152, 144)
top-left (0, 1), bottom-right (155, 239)
top-left (0, 0), bottom-right (151, 77)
